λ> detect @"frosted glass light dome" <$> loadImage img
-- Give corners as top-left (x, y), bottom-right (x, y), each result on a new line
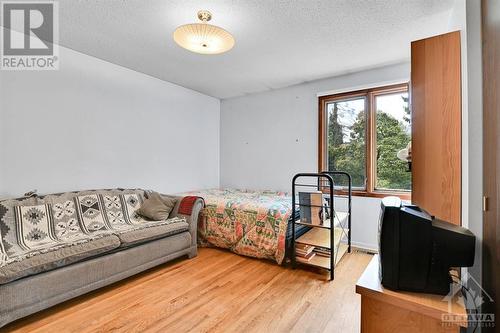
top-left (173, 10), bottom-right (235, 55)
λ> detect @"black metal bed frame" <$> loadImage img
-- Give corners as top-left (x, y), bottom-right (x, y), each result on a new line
top-left (291, 171), bottom-right (352, 281)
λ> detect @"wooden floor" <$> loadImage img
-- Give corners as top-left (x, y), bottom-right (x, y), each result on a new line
top-left (4, 248), bottom-right (372, 333)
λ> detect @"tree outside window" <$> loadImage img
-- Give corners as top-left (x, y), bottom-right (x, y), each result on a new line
top-left (319, 84), bottom-right (411, 198)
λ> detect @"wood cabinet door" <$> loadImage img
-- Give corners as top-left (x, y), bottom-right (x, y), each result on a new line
top-left (411, 31), bottom-right (462, 225)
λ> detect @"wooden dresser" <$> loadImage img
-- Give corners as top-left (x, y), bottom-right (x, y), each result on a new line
top-left (356, 255), bottom-right (467, 333)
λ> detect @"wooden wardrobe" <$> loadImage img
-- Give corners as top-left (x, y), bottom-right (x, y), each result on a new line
top-left (411, 31), bottom-right (462, 225)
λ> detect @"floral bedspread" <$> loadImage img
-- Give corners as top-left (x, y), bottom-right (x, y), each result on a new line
top-left (182, 189), bottom-right (293, 264)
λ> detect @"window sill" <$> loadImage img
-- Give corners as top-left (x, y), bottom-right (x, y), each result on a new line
top-left (329, 189), bottom-right (411, 201)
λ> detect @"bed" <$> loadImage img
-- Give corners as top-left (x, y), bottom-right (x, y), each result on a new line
top-left (182, 188), bottom-right (312, 264)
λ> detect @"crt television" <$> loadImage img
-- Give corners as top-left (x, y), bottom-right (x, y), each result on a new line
top-left (378, 197), bottom-right (475, 295)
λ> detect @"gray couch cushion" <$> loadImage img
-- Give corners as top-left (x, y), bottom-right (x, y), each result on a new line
top-left (116, 218), bottom-right (189, 247)
top-left (0, 235), bottom-right (121, 284)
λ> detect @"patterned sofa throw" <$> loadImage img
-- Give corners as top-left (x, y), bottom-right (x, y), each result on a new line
top-left (0, 189), bottom-right (186, 271)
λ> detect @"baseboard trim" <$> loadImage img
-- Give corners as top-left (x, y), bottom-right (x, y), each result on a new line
top-left (351, 242), bottom-right (378, 254)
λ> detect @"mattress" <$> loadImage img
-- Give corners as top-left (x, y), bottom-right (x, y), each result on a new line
top-left (182, 188), bottom-right (305, 264)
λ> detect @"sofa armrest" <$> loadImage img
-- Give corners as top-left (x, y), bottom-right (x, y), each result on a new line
top-left (161, 195), bottom-right (204, 250)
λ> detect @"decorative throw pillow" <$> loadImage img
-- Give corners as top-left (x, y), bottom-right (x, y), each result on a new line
top-left (136, 192), bottom-right (176, 221)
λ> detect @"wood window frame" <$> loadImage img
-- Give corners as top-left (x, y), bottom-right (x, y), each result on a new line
top-left (318, 83), bottom-right (411, 200)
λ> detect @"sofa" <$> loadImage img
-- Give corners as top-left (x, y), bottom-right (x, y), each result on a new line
top-left (0, 188), bottom-right (203, 328)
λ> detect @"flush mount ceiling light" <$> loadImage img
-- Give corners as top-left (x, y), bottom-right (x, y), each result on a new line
top-left (173, 10), bottom-right (235, 55)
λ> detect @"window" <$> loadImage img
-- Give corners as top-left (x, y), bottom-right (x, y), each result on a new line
top-left (325, 96), bottom-right (367, 189)
top-left (318, 84), bottom-right (411, 198)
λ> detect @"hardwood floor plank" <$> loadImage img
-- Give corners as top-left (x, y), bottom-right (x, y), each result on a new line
top-left (3, 248), bottom-right (372, 333)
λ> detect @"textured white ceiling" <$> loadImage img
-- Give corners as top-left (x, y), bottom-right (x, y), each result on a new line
top-left (57, 0), bottom-right (455, 99)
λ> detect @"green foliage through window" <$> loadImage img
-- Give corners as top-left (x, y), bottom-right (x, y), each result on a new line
top-left (375, 93), bottom-right (411, 190)
top-left (326, 90), bottom-right (411, 192)
top-left (327, 98), bottom-right (366, 188)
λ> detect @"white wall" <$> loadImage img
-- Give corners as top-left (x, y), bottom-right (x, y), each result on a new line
top-left (448, 0), bottom-right (484, 306)
top-left (221, 63), bottom-right (410, 251)
top-left (464, 0), bottom-right (483, 287)
top-left (0, 45), bottom-right (220, 197)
